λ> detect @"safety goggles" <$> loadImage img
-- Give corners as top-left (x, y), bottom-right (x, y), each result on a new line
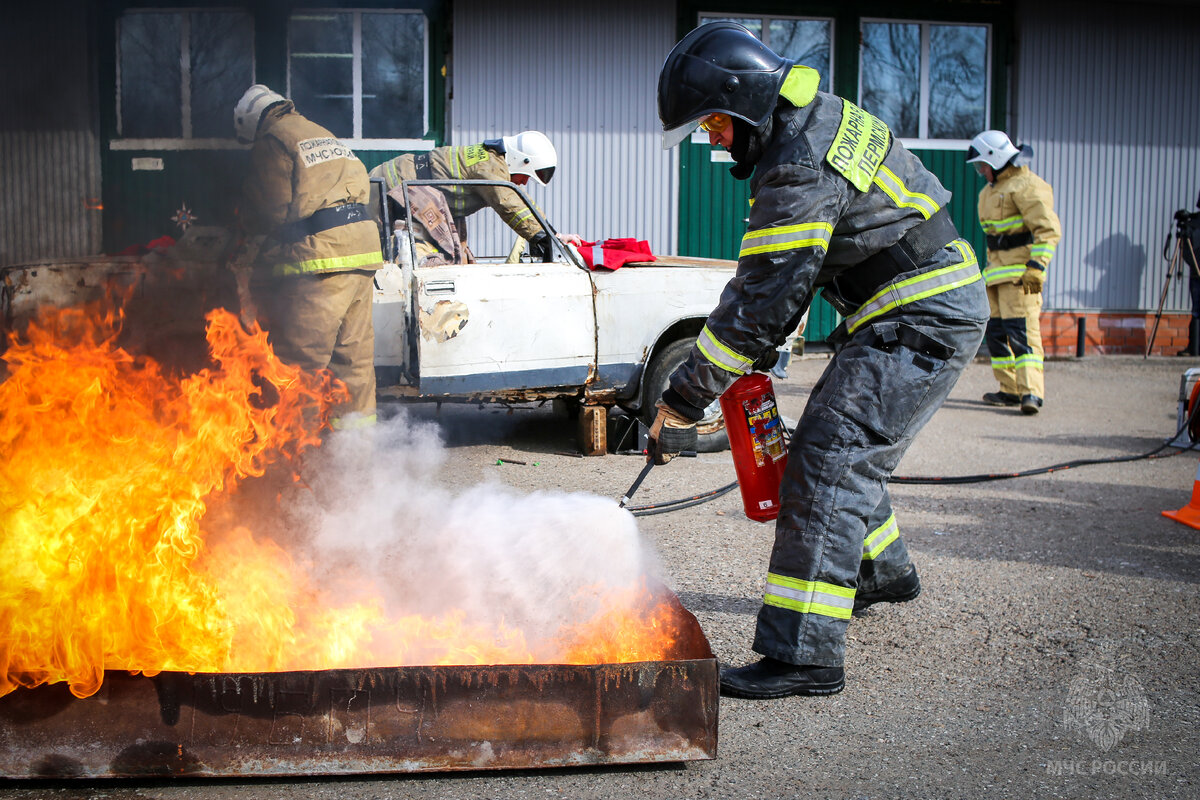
top-left (699, 113), bottom-right (731, 134)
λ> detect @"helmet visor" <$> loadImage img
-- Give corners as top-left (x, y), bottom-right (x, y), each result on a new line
top-left (965, 145), bottom-right (982, 164)
top-left (662, 119), bottom-right (700, 150)
top-left (535, 165), bottom-right (555, 185)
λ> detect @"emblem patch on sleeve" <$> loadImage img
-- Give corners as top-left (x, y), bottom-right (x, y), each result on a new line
top-left (826, 101), bottom-right (890, 193)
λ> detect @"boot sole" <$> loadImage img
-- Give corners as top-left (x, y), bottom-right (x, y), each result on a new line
top-left (853, 584), bottom-right (921, 613)
top-left (719, 677), bottom-right (845, 699)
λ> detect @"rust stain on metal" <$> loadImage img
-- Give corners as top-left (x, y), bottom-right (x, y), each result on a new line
top-left (0, 597), bottom-right (718, 778)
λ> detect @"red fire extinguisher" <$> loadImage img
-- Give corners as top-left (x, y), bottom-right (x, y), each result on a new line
top-left (719, 373), bottom-right (788, 522)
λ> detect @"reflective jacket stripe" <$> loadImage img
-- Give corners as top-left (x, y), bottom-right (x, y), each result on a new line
top-left (333, 412), bottom-right (378, 430)
top-left (991, 355), bottom-right (1016, 370)
top-left (844, 240), bottom-right (981, 335)
top-left (764, 573), bottom-right (856, 620)
top-left (873, 165), bottom-right (940, 220)
top-left (273, 249), bottom-right (384, 277)
top-left (696, 324), bottom-right (755, 375)
top-left (982, 215), bottom-right (1024, 233)
top-left (739, 222), bottom-right (833, 258)
top-left (982, 264), bottom-right (1027, 285)
top-left (509, 207), bottom-right (535, 227)
top-left (1030, 242), bottom-right (1057, 262)
top-left (1015, 353), bottom-right (1044, 370)
top-left (862, 513), bottom-right (899, 560)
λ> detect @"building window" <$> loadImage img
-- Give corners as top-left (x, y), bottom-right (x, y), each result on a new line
top-left (859, 20), bottom-right (989, 141)
top-left (288, 10), bottom-right (427, 142)
top-left (700, 14), bottom-right (833, 92)
top-left (117, 10), bottom-right (254, 140)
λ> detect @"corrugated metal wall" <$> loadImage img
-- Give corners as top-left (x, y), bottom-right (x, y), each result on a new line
top-left (1015, 0), bottom-right (1200, 312)
top-left (0, 4), bottom-right (101, 265)
top-left (450, 0), bottom-right (677, 255)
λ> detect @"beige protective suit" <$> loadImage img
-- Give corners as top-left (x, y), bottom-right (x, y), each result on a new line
top-left (977, 164), bottom-right (1062, 401)
top-left (243, 102), bottom-right (384, 428)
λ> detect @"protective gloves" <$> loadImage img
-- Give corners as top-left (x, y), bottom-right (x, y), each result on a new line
top-left (1020, 262), bottom-right (1045, 294)
top-left (647, 400), bottom-right (698, 464)
top-left (528, 231), bottom-right (553, 262)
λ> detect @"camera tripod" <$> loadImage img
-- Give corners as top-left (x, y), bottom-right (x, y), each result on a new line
top-left (1146, 223), bottom-right (1200, 357)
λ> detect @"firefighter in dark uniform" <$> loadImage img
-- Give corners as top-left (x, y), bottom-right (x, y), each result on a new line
top-left (649, 24), bottom-right (989, 699)
top-left (233, 85), bottom-right (384, 429)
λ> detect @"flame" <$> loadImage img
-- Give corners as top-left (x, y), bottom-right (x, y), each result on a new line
top-left (0, 297), bottom-right (686, 699)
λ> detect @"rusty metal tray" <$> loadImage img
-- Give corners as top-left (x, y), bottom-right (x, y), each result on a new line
top-left (0, 603), bottom-right (717, 778)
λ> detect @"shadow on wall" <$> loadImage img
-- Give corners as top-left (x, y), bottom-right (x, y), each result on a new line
top-left (1071, 233), bottom-right (1146, 309)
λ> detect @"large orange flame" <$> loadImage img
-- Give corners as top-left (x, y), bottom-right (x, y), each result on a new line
top-left (0, 298), bottom-right (685, 699)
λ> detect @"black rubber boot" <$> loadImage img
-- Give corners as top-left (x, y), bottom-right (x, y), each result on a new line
top-left (853, 564), bottom-right (921, 612)
top-left (1020, 394), bottom-right (1043, 415)
top-left (982, 391), bottom-right (1020, 406)
top-left (719, 657), bottom-right (845, 699)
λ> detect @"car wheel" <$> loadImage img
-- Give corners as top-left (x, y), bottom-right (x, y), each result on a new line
top-left (640, 338), bottom-right (729, 453)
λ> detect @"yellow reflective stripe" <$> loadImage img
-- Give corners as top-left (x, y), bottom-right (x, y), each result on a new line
top-left (983, 264), bottom-right (1026, 285)
top-left (991, 355), bottom-right (1016, 369)
top-left (764, 573), bottom-right (855, 620)
top-left (1015, 353), bottom-right (1044, 370)
top-left (844, 240), bottom-right (981, 335)
top-left (696, 325), bottom-right (754, 375)
top-left (982, 215), bottom-right (1024, 233)
top-left (509, 207), bottom-right (534, 225)
top-left (1030, 242), bottom-right (1057, 261)
top-left (872, 165), bottom-right (939, 220)
top-left (385, 159), bottom-right (402, 187)
top-left (273, 249), bottom-right (382, 277)
top-left (862, 513), bottom-right (899, 560)
top-left (739, 222), bottom-right (833, 257)
top-left (332, 413), bottom-right (378, 430)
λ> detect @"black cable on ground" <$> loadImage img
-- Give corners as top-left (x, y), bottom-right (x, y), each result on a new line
top-left (623, 394), bottom-right (1200, 514)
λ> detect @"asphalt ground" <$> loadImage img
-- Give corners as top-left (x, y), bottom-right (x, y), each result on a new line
top-left (3, 354), bottom-right (1199, 799)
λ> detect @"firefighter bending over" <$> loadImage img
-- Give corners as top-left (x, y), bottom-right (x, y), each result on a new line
top-left (233, 85), bottom-right (384, 429)
top-left (650, 23), bottom-right (989, 699)
top-left (968, 130), bottom-right (1062, 414)
top-left (369, 133), bottom-right (582, 266)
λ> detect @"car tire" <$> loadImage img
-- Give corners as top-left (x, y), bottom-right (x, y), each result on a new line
top-left (640, 338), bottom-right (729, 453)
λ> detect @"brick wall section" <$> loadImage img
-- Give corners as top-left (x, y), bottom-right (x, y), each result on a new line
top-left (1041, 312), bottom-right (1195, 356)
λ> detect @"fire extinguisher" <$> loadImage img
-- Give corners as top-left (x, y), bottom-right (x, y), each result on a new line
top-left (719, 372), bottom-right (788, 522)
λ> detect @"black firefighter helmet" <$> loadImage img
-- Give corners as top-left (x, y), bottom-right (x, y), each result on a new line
top-left (658, 22), bottom-right (792, 149)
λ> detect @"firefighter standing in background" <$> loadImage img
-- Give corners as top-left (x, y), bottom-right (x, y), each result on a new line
top-left (967, 130), bottom-right (1062, 415)
top-left (650, 23), bottom-right (989, 699)
top-left (233, 85), bottom-right (384, 429)
top-left (369, 133), bottom-right (582, 265)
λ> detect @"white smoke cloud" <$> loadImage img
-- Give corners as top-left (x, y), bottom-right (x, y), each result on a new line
top-left (226, 409), bottom-right (660, 659)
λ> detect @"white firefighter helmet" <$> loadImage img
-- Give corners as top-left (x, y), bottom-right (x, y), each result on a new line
top-left (966, 130), bottom-right (1020, 171)
top-left (233, 84), bottom-right (288, 144)
top-left (501, 131), bottom-right (557, 185)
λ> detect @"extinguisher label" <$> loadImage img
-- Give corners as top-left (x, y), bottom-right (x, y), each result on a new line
top-left (742, 393), bottom-right (786, 468)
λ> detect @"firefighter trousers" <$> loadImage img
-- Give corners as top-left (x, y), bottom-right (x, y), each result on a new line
top-left (985, 281), bottom-right (1044, 399)
top-left (257, 269), bottom-right (378, 428)
top-left (752, 283), bottom-right (988, 668)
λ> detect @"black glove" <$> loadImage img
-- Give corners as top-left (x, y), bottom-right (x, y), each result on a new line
top-left (752, 347), bottom-right (781, 372)
top-left (647, 401), bottom-right (698, 464)
top-left (528, 231), bottom-right (553, 262)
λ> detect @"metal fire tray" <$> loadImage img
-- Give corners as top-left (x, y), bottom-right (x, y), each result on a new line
top-left (0, 598), bottom-right (717, 778)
